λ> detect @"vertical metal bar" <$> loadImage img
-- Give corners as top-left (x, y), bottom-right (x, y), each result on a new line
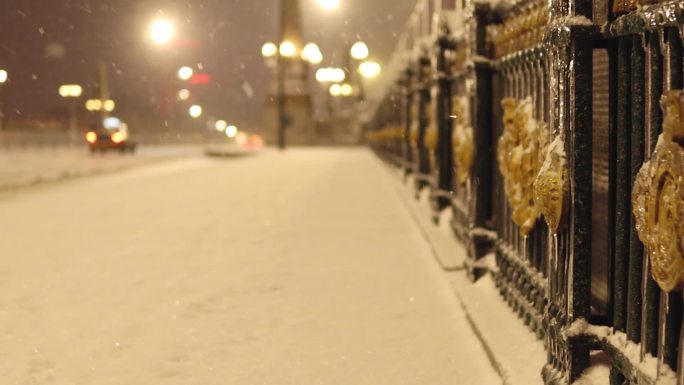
top-left (613, 36), bottom-right (631, 334)
top-left (626, 33), bottom-right (645, 344)
top-left (568, 34), bottom-right (593, 382)
top-left (641, 30), bottom-right (663, 359)
top-left (437, 39), bottom-right (453, 200)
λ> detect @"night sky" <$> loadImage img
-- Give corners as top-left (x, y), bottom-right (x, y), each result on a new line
top-left (0, 0), bottom-right (415, 132)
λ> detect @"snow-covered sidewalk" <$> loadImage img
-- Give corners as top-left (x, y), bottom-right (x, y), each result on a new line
top-left (1, 148), bottom-right (515, 384)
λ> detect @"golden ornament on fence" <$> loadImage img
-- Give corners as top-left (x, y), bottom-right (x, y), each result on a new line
top-left (533, 137), bottom-right (569, 233)
top-left (425, 103), bottom-right (438, 151)
top-left (497, 96), bottom-right (548, 236)
top-left (633, 90), bottom-right (684, 292)
top-left (451, 96), bottom-right (474, 185)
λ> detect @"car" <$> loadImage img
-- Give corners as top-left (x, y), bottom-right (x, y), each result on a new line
top-left (86, 117), bottom-right (136, 154)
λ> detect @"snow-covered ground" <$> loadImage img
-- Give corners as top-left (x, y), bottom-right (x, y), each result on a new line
top-left (0, 145), bottom-right (203, 191)
top-left (0, 148), bottom-right (505, 385)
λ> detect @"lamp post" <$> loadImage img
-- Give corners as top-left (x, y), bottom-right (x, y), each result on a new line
top-left (59, 84), bottom-right (83, 144)
top-left (261, 0), bottom-right (328, 149)
top-left (0, 69), bottom-right (7, 131)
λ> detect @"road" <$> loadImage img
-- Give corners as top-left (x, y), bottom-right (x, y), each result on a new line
top-left (0, 148), bottom-right (501, 385)
top-left (0, 145), bottom-right (203, 191)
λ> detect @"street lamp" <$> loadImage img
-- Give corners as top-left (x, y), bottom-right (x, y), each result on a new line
top-left (262, 42), bottom-right (278, 58)
top-left (215, 120), bottom-right (227, 132)
top-left (359, 61), bottom-right (381, 79)
top-left (0, 69), bottom-right (7, 131)
top-left (58, 84), bottom-right (83, 143)
top-left (279, 41), bottom-right (297, 57)
top-left (301, 43), bottom-right (323, 64)
top-left (189, 104), bottom-right (202, 118)
top-left (261, 0), bottom-right (332, 149)
top-left (85, 99), bottom-right (116, 112)
top-left (177, 89), bottom-right (190, 101)
top-left (177, 66), bottom-right (193, 81)
top-left (261, 38), bottom-right (322, 149)
top-left (226, 125), bottom-right (238, 138)
top-left (315, 67), bottom-right (345, 83)
top-left (150, 19), bottom-right (174, 45)
top-left (350, 42), bottom-right (369, 60)
top-left (317, 0), bottom-right (340, 10)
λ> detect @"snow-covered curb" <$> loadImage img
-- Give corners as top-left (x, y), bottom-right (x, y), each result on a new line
top-left (379, 161), bottom-right (547, 385)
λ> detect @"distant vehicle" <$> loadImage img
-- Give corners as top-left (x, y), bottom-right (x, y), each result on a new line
top-left (86, 117), bottom-right (136, 154)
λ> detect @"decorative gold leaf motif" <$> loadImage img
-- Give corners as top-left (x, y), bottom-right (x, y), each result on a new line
top-left (451, 96), bottom-right (474, 185)
top-left (633, 91), bottom-right (684, 292)
top-left (490, 2), bottom-right (548, 59)
top-left (497, 97), bottom-right (548, 236)
top-left (533, 137), bottom-right (568, 233)
top-left (425, 102), bottom-right (438, 151)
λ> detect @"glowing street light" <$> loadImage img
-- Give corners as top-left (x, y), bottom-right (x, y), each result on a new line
top-left (59, 84), bottom-right (83, 138)
top-left (301, 43), bottom-right (323, 64)
top-left (58, 84), bottom-right (83, 98)
top-left (315, 67), bottom-right (346, 83)
top-left (329, 84), bottom-right (342, 96)
top-left (0, 70), bottom-right (7, 84)
top-left (317, 0), bottom-right (340, 10)
top-left (350, 42), bottom-right (369, 60)
top-left (189, 104), bottom-right (202, 118)
top-left (215, 120), bottom-right (227, 132)
top-left (103, 100), bottom-right (115, 112)
top-left (261, 42), bottom-right (277, 58)
top-left (359, 61), bottom-right (381, 79)
top-left (150, 19), bottom-right (174, 45)
top-left (177, 66), bottom-right (194, 80)
top-left (279, 41), bottom-right (297, 57)
top-left (340, 83), bottom-right (353, 96)
top-left (85, 99), bottom-right (115, 112)
top-left (225, 125), bottom-right (238, 138)
top-left (177, 89), bottom-right (190, 101)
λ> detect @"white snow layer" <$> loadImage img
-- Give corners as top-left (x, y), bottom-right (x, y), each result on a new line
top-left (0, 148), bottom-right (503, 385)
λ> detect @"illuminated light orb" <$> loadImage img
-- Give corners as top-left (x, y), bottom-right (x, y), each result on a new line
top-left (103, 100), bottom-right (115, 112)
top-left (302, 43), bottom-right (323, 64)
top-left (189, 104), bottom-right (202, 118)
top-left (359, 61), bottom-right (381, 78)
top-left (177, 66), bottom-right (194, 80)
top-left (329, 84), bottom-right (342, 96)
top-left (261, 42), bottom-right (277, 58)
top-left (215, 120), bottom-right (228, 132)
top-left (85, 131), bottom-right (97, 143)
top-left (340, 83), bottom-right (353, 96)
top-left (177, 89), bottom-right (190, 101)
top-left (317, 0), bottom-right (340, 10)
top-left (316, 67), bottom-right (345, 83)
top-left (150, 19), bottom-right (174, 45)
top-left (279, 41), bottom-right (297, 57)
top-left (225, 125), bottom-right (238, 138)
top-left (111, 131), bottom-right (125, 144)
top-left (350, 41), bottom-right (369, 60)
top-left (0, 70), bottom-right (7, 83)
top-left (59, 84), bottom-right (82, 98)
top-left (235, 131), bottom-right (248, 145)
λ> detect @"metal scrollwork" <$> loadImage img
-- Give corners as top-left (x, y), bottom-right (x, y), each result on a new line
top-left (452, 96), bottom-right (474, 185)
top-left (498, 96), bottom-right (549, 236)
top-left (533, 137), bottom-right (569, 233)
top-left (633, 90), bottom-right (684, 292)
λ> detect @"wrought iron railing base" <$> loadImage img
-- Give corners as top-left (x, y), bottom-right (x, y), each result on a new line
top-left (494, 242), bottom-right (548, 336)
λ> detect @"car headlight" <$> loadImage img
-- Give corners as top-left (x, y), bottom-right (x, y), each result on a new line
top-left (111, 132), bottom-right (124, 144)
top-left (86, 132), bottom-right (97, 144)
